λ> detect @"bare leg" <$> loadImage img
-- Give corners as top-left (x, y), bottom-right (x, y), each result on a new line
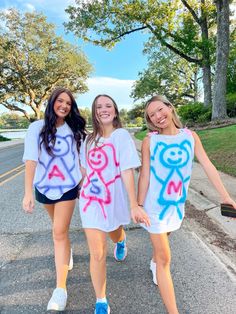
top-left (85, 229), bottom-right (107, 298)
top-left (49, 200), bottom-right (75, 288)
top-left (108, 225), bottom-right (125, 243)
top-left (150, 233), bottom-right (179, 314)
top-left (152, 232), bottom-right (171, 263)
top-left (45, 203), bottom-right (55, 221)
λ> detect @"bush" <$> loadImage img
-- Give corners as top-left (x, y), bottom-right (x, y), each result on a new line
top-left (141, 124), bottom-right (147, 131)
top-left (226, 93), bottom-right (236, 117)
top-left (135, 117), bottom-right (144, 127)
top-left (177, 102), bottom-right (212, 124)
top-left (196, 111), bottom-right (212, 123)
top-left (0, 135), bottom-right (10, 142)
top-left (127, 123), bottom-right (137, 128)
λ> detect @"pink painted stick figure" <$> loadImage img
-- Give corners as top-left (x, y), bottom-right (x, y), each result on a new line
top-left (81, 143), bottom-right (120, 219)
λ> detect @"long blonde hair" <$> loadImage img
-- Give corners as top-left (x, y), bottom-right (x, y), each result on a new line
top-left (87, 94), bottom-right (122, 146)
top-left (144, 95), bottom-right (182, 132)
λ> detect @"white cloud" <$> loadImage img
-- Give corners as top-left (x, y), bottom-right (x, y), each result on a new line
top-left (230, 2), bottom-right (236, 22)
top-left (0, 1), bottom-right (75, 19)
top-left (24, 3), bottom-right (35, 11)
top-left (77, 77), bottom-right (136, 110)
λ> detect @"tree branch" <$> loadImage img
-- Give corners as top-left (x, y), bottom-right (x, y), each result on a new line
top-left (147, 25), bottom-right (202, 64)
top-left (181, 0), bottom-right (201, 25)
top-left (1, 102), bottom-right (31, 120)
top-left (181, 93), bottom-right (195, 99)
top-left (100, 26), bottom-right (148, 44)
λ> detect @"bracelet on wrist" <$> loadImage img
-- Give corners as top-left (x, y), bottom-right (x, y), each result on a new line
top-left (138, 204), bottom-right (144, 207)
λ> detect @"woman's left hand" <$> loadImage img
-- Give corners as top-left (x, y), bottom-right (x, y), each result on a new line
top-left (222, 197), bottom-right (236, 209)
top-left (131, 205), bottom-right (151, 227)
top-left (221, 197), bottom-right (236, 219)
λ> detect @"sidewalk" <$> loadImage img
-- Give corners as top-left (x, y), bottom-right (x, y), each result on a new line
top-left (131, 134), bottom-right (236, 239)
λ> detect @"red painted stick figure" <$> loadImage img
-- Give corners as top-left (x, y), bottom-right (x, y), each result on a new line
top-left (81, 143), bottom-right (120, 219)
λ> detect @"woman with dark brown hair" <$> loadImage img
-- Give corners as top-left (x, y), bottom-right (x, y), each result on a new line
top-left (22, 87), bottom-right (86, 312)
top-left (79, 94), bottom-right (150, 314)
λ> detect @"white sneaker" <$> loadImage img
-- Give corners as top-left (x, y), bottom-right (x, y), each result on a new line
top-left (150, 259), bottom-right (158, 285)
top-left (68, 248), bottom-right (73, 271)
top-left (47, 288), bottom-right (67, 311)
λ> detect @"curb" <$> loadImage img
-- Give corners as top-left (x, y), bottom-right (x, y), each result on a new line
top-left (188, 188), bottom-right (236, 239)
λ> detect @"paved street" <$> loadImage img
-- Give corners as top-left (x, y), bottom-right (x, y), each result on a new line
top-left (1, 223), bottom-right (236, 314)
top-left (0, 143), bottom-right (236, 313)
top-left (0, 143), bottom-right (24, 176)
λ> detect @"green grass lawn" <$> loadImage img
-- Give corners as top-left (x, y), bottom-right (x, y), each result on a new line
top-left (135, 125), bottom-right (236, 177)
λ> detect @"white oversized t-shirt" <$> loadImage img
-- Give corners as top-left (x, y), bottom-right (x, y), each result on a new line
top-left (23, 120), bottom-right (82, 200)
top-left (79, 128), bottom-right (141, 232)
top-left (141, 129), bottom-right (194, 233)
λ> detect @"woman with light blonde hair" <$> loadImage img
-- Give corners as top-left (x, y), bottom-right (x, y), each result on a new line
top-left (138, 94), bottom-right (236, 314)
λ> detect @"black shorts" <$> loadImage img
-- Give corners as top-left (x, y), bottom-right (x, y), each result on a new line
top-left (35, 185), bottom-right (79, 204)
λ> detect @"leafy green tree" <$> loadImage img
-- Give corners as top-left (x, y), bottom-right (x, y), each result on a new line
top-left (79, 107), bottom-right (92, 125)
top-left (0, 116), bottom-right (4, 128)
top-left (227, 29), bottom-right (236, 94)
top-left (0, 9), bottom-right (92, 120)
top-left (128, 104), bottom-right (145, 120)
top-left (65, 0), bottom-right (215, 107)
top-left (119, 108), bottom-right (129, 126)
top-left (0, 112), bottom-right (30, 128)
top-left (66, 0), bottom-right (234, 120)
top-left (132, 46), bottom-right (201, 104)
top-left (135, 116), bottom-right (144, 127)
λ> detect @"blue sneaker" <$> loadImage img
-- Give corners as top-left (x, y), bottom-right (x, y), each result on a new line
top-left (94, 302), bottom-right (110, 314)
top-left (114, 236), bottom-right (127, 261)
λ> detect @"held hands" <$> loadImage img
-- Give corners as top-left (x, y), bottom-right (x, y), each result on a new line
top-left (131, 205), bottom-right (151, 227)
top-left (22, 194), bottom-right (35, 214)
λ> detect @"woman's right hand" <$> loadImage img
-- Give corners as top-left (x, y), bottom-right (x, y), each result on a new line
top-left (22, 194), bottom-right (35, 213)
top-left (131, 205), bottom-right (151, 227)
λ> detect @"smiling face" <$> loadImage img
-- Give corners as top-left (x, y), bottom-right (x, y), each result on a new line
top-left (147, 100), bottom-right (173, 130)
top-left (160, 145), bottom-right (189, 168)
top-left (53, 92), bottom-right (72, 125)
top-left (50, 135), bottom-right (69, 157)
top-left (95, 96), bottom-right (116, 127)
top-left (87, 147), bottom-right (108, 171)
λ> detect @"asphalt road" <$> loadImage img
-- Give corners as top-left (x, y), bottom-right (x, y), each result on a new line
top-left (1, 221), bottom-right (236, 314)
top-left (0, 143), bottom-right (24, 175)
top-left (0, 146), bottom-right (236, 313)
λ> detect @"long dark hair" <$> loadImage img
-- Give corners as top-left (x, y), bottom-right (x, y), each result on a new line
top-left (87, 94), bottom-right (122, 146)
top-left (40, 87), bottom-right (86, 155)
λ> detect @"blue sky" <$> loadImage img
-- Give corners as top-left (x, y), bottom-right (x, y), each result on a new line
top-left (1, 0), bottom-right (149, 110)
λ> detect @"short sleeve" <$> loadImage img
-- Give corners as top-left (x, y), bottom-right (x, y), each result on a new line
top-left (79, 138), bottom-right (87, 169)
top-left (22, 121), bottom-right (42, 162)
top-left (117, 129), bottom-right (141, 171)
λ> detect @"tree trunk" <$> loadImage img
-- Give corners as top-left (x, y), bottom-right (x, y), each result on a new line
top-left (193, 70), bottom-right (199, 102)
top-left (202, 64), bottom-right (212, 106)
top-left (200, 0), bottom-right (212, 106)
top-left (36, 108), bottom-right (41, 120)
top-left (212, 0), bottom-right (229, 120)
